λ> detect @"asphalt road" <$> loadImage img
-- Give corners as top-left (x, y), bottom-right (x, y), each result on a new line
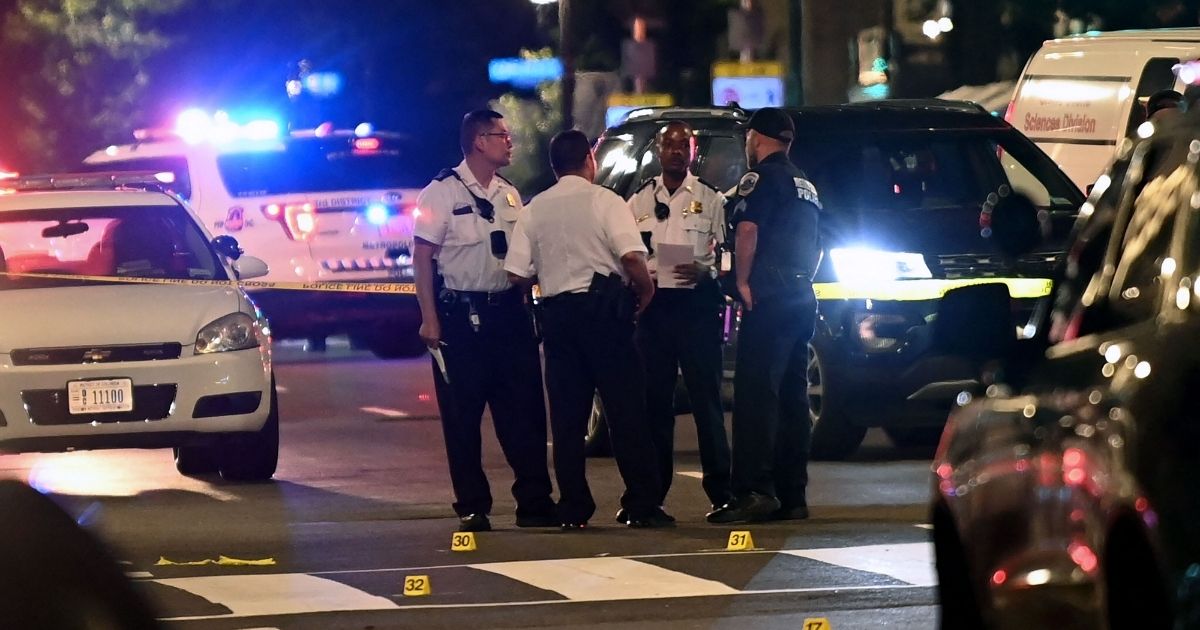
top-left (0, 339), bottom-right (942, 629)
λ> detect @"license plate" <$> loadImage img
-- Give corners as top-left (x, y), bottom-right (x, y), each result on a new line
top-left (67, 378), bottom-right (133, 414)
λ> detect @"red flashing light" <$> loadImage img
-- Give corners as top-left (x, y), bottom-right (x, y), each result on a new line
top-left (263, 203), bottom-right (282, 219)
top-left (991, 570), bottom-right (1007, 585)
top-left (354, 137), bottom-right (381, 152)
top-left (315, 122), bottom-right (335, 138)
top-left (261, 202), bottom-right (315, 240)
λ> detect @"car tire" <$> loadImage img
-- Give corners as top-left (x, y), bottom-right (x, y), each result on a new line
top-left (173, 445), bottom-right (219, 476)
top-left (807, 337), bottom-right (867, 460)
top-left (361, 325), bottom-right (428, 359)
top-left (584, 392), bottom-right (613, 457)
top-left (218, 380), bottom-right (280, 482)
top-left (932, 502), bottom-right (986, 629)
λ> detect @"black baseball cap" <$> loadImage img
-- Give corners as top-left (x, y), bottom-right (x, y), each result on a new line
top-left (741, 107), bottom-right (795, 143)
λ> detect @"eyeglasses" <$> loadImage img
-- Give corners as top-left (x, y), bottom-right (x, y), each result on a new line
top-left (479, 131), bottom-right (512, 141)
top-left (654, 201), bottom-right (670, 221)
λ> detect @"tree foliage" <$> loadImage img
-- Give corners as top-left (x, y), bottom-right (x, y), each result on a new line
top-left (0, 0), bottom-right (187, 170)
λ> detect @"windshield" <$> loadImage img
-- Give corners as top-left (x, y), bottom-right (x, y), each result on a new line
top-left (0, 204), bottom-right (227, 290)
top-left (217, 137), bottom-right (428, 197)
top-left (595, 130), bottom-right (746, 197)
top-left (791, 130), bottom-right (1081, 213)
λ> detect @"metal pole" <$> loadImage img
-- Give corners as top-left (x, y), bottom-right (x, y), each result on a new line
top-left (560, 0), bottom-right (575, 131)
top-left (789, 0), bottom-right (804, 105)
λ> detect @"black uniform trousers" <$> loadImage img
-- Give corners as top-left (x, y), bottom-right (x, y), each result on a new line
top-left (431, 288), bottom-right (555, 519)
top-left (634, 283), bottom-right (731, 508)
top-left (540, 292), bottom-right (662, 524)
top-left (729, 289), bottom-right (818, 509)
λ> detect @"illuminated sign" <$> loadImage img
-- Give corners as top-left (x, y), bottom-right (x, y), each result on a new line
top-left (711, 61), bottom-right (784, 108)
top-left (488, 57), bottom-right (564, 89)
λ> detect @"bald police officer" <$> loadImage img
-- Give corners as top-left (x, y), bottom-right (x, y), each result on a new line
top-left (505, 130), bottom-right (670, 530)
top-left (708, 108), bottom-right (821, 524)
top-left (627, 120), bottom-right (731, 518)
top-left (413, 109), bottom-right (556, 533)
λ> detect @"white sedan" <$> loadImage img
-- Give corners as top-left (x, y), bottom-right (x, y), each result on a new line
top-left (0, 176), bottom-right (278, 481)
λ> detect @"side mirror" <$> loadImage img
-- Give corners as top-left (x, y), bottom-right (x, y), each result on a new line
top-left (212, 235), bottom-right (243, 261)
top-left (980, 189), bottom-right (1043, 258)
top-left (232, 255), bottom-right (269, 280)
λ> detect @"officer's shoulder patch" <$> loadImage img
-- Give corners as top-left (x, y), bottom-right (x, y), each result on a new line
top-left (736, 172), bottom-right (760, 196)
top-left (434, 168), bottom-right (457, 182)
top-left (696, 177), bottom-right (722, 194)
top-left (634, 177), bottom-right (655, 194)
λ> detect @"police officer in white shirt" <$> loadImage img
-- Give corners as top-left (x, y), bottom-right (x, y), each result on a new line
top-left (627, 120), bottom-right (731, 519)
top-left (505, 130), bottom-right (669, 530)
top-left (413, 109), bottom-right (555, 533)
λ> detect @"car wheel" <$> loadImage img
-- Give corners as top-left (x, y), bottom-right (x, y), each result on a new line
top-left (362, 324), bottom-right (428, 359)
top-left (807, 337), bottom-right (866, 460)
top-left (932, 502), bottom-right (986, 629)
top-left (218, 380), bottom-right (280, 482)
top-left (584, 392), bottom-right (612, 457)
top-left (173, 445), bottom-right (219, 476)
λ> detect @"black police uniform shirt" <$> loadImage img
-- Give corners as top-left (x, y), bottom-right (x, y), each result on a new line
top-left (626, 172), bottom-right (726, 284)
top-left (414, 161), bottom-right (523, 293)
top-left (728, 151), bottom-right (821, 289)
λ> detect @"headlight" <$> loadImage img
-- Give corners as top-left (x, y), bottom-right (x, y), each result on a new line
top-left (829, 247), bottom-right (931, 284)
top-left (195, 313), bottom-right (260, 354)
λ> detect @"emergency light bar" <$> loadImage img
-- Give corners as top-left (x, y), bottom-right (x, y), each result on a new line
top-left (5, 171), bottom-right (176, 193)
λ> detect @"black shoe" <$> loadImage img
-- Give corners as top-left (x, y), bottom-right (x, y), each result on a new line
top-left (515, 514), bottom-right (559, 528)
top-left (705, 493), bottom-right (781, 524)
top-left (627, 507), bottom-right (676, 528)
top-left (458, 513), bottom-right (492, 532)
top-left (614, 508), bottom-right (630, 525)
top-left (560, 521), bottom-right (588, 531)
top-left (769, 505), bottom-right (810, 521)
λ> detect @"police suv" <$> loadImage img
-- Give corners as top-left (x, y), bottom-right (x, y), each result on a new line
top-left (84, 115), bottom-right (427, 358)
top-left (594, 102), bottom-right (1084, 459)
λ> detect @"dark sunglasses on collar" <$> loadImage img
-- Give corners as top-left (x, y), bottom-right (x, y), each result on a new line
top-left (654, 200), bottom-right (670, 221)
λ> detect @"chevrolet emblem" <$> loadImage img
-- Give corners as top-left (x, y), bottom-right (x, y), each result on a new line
top-left (83, 349), bottom-right (112, 363)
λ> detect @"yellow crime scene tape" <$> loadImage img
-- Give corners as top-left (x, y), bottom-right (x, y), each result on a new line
top-left (812, 277), bottom-right (1053, 301)
top-left (0, 270), bottom-right (417, 294)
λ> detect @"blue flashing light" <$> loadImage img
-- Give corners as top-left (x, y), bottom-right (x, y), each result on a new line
top-left (488, 57), bottom-right (564, 89)
top-left (366, 204), bottom-right (390, 226)
top-left (175, 108), bottom-right (211, 145)
top-left (243, 119), bottom-right (281, 140)
top-left (304, 72), bottom-right (343, 97)
top-left (354, 122), bottom-right (374, 138)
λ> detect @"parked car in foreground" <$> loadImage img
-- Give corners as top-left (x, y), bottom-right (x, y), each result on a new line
top-left (932, 115), bottom-right (1200, 628)
top-left (0, 172), bottom-right (278, 481)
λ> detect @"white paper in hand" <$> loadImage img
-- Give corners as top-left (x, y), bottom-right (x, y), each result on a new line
top-left (430, 346), bottom-right (450, 384)
top-left (655, 242), bottom-right (695, 289)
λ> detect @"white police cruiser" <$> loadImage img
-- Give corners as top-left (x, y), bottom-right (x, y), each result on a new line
top-left (83, 111), bottom-right (427, 358)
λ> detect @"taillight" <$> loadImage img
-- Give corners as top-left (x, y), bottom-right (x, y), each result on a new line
top-left (1003, 99), bottom-right (1016, 124)
top-left (353, 137), bottom-right (381, 152)
top-left (261, 202), bottom-right (315, 240)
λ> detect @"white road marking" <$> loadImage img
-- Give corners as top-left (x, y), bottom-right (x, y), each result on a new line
top-left (360, 407), bottom-right (409, 418)
top-left (676, 471), bottom-right (703, 479)
top-left (475, 557), bottom-right (739, 601)
top-left (914, 523), bottom-right (933, 530)
top-left (782, 542), bottom-right (936, 587)
top-left (126, 571), bottom-right (154, 578)
top-left (156, 574), bottom-right (398, 620)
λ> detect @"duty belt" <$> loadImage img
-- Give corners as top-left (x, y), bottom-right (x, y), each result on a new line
top-left (439, 287), bottom-right (522, 307)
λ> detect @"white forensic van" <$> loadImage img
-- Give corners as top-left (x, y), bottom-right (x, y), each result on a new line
top-left (1009, 28), bottom-right (1200, 191)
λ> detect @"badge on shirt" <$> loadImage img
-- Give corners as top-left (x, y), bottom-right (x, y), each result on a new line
top-left (688, 200), bottom-right (703, 214)
top-left (737, 172), bottom-right (759, 196)
top-left (506, 192), bottom-right (517, 207)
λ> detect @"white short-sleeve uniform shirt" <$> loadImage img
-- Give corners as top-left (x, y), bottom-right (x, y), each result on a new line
top-left (626, 172), bottom-right (726, 276)
top-left (504, 175), bottom-right (647, 298)
top-left (414, 160), bottom-right (523, 293)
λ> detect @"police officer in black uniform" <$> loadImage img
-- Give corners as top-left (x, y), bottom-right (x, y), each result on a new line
top-left (708, 108), bottom-right (821, 524)
top-left (413, 109), bottom-right (556, 533)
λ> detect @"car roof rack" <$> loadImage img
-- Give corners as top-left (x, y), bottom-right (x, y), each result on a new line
top-left (4, 171), bottom-right (175, 193)
top-left (838, 98), bottom-right (989, 114)
top-left (623, 105), bottom-right (749, 122)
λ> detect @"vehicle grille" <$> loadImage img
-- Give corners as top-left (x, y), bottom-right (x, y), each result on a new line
top-left (21, 385), bottom-right (177, 425)
top-left (321, 257), bottom-right (414, 274)
top-left (934, 251), bottom-right (1063, 279)
top-left (11, 343), bottom-right (182, 366)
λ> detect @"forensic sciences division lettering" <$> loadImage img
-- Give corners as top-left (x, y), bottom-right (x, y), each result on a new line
top-left (0, 271), bottom-right (417, 295)
top-left (143, 543), bottom-right (935, 621)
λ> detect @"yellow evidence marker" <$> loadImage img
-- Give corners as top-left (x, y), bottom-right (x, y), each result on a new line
top-left (802, 618), bottom-right (832, 630)
top-left (451, 531), bottom-right (477, 552)
top-left (403, 575), bottom-right (431, 597)
top-left (726, 530), bottom-right (755, 551)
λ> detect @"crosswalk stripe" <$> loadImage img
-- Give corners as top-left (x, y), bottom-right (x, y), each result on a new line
top-left (155, 574), bottom-right (398, 620)
top-left (676, 471), bottom-right (703, 479)
top-left (472, 557), bottom-right (739, 601)
top-left (360, 406), bottom-right (409, 418)
top-left (782, 542), bottom-right (936, 587)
